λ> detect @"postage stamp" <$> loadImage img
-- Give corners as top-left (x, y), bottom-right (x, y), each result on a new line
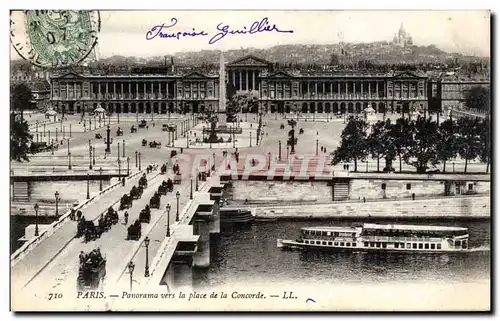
top-left (9, 10), bottom-right (491, 312)
top-left (10, 10), bottom-right (100, 68)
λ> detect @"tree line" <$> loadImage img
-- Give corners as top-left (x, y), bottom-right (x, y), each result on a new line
top-left (331, 116), bottom-right (490, 174)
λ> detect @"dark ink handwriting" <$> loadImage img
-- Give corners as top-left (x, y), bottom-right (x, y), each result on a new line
top-left (145, 18), bottom-right (208, 41)
top-left (145, 17), bottom-right (294, 44)
top-left (208, 17), bottom-right (294, 44)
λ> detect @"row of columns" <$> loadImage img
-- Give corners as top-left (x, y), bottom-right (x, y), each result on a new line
top-left (228, 69), bottom-right (259, 91)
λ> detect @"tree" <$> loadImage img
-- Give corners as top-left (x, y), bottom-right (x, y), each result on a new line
top-left (406, 117), bottom-right (439, 173)
top-left (331, 117), bottom-right (369, 172)
top-left (456, 117), bottom-right (483, 173)
top-left (225, 83), bottom-right (239, 122)
top-left (367, 120), bottom-right (389, 172)
top-left (436, 119), bottom-right (458, 173)
top-left (389, 118), bottom-right (414, 172)
top-left (478, 117), bottom-right (491, 173)
top-left (11, 83), bottom-right (33, 120)
top-left (463, 86), bottom-right (490, 113)
top-left (10, 112), bottom-right (33, 162)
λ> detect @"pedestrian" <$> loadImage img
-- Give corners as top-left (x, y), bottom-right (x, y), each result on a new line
top-left (124, 211), bottom-right (129, 225)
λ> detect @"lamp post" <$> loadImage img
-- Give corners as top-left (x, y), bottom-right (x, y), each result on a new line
top-left (56, 127), bottom-right (58, 142)
top-left (93, 146), bottom-right (96, 166)
top-left (122, 139), bottom-right (126, 158)
top-left (118, 158), bottom-right (122, 178)
top-left (135, 151), bottom-right (138, 168)
top-left (138, 152), bottom-right (142, 171)
top-left (144, 236), bottom-right (150, 277)
top-left (250, 131), bottom-right (252, 147)
top-left (88, 140), bottom-right (93, 170)
top-left (54, 191), bottom-right (60, 218)
top-left (117, 142), bottom-right (120, 160)
top-left (212, 152), bottom-right (216, 171)
top-left (43, 123), bottom-right (46, 137)
top-left (69, 123), bottom-right (72, 137)
top-left (176, 191), bottom-right (180, 221)
top-left (105, 125), bottom-right (111, 153)
top-left (316, 134), bottom-right (319, 156)
top-left (279, 140), bottom-right (282, 161)
top-left (86, 173), bottom-right (90, 199)
top-left (286, 146), bottom-right (290, 163)
top-left (99, 167), bottom-right (103, 191)
top-left (127, 157), bottom-right (130, 176)
top-left (166, 203), bottom-right (171, 237)
top-left (127, 261), bottom-right (135, 292)
top-left (34, 203), bottom-right (39, 236)
top-left (190, 177), bottom-right (193, 200)
top-left (195, 170), bottom-right (199, 191)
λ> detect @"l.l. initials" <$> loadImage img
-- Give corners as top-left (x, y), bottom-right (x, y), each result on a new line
top-left (282, 291), bottom-right (295, 299)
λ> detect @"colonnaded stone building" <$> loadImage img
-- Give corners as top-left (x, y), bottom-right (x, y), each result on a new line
top-left (49, 55), bottom-right (490, 115)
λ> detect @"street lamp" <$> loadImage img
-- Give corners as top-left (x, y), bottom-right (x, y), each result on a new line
top-left (55, 191), bottom-right (60, 218)
top-left (212, 153), bottom-right (216, 171)
top-left (144, 236), bottom-right (150, 277)
top-left (122, 139), bottom-right (126, 158)
top-left (93, 147), bottom-right (96, 165)
top-left (99, 167), bottom-right (103, 191)
top-left (135, 151), bottom-right (138, 168)
top-left (118, 158), bottom-right (122, 180)
top-left (138, 152), bottom-right (142, 171)
top-left (166, 203), bottom-right (171, 237)
top-left (34, 203), bottom-right (39, 236)
top-left (176, 191), bottom-right (180, 221)
top-left (279, 140), bottom-right (282, 161)
top-left (117, 142), bottom-right (120, 160)
top-left (86, 173), bottom-right (90, 199)
top-left (89, 141), bottom-right (93, 170)
top-left (190, 177), bottom-right (193, 200)
top-left (127, 157), bottom-right (130, 176)
top-left (127, 261), bottom-right (135, 292)
top-left (195, 170), bottom-right (199, 191)
top-left (316, 134), bottom-right (319, 156)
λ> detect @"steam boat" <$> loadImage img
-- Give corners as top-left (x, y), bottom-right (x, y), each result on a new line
top-left (277, 223), bottom-right (469, 253)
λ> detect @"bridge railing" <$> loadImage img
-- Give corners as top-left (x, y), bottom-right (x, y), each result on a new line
top-left (10, 166), bottom-right (157, 266)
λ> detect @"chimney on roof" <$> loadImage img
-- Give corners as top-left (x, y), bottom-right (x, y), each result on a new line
top-left (171, 56), bottom-right (175, 73)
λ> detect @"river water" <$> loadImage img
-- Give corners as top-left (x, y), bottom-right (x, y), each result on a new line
top-left (194, 218), bottom-right (490, 288)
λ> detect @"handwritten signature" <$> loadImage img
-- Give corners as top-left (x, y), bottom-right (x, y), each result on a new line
top-left (145, 17), bottom-right (294, 44)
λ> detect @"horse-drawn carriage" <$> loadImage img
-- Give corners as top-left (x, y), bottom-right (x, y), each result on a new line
top-left (149, 192), bottom-right (161, 209)
top-left (142, 139), bottom-right (147, 146)
top-left (130, 185), bottom-right (143, 200)
top-left (97, 207), bottom-right (119, 232)
top-left (95, 133), bottom-right (102, 139)
top-left (116, 127), bottom-right (123, 136)
top-left (81, 220), bottom-right (102, 242)
top-left (139, 174), bottom-right (148, 189)
top-left (139, 206), bottom-right (151, 224)
top-left (119, 194), bottom-right (133, 210)
top-left (138, 120), bottom-right (147, 128)
top-left (160, 164), bottom-right (167, 174)
top-left (280, 123), bottom-right (285, 129)
top-left (170, 150), bottom-right (177, 158)
top-left (149, 140), bottom-right (161, 148)
top-left (77, 249), bottom-right (106, 291)
top-left (130, 125), bottom-right (137, 133)
top-left (127, 220), bottom-right (142, 240)
top-left (158, 179), bottom-right (173, 195)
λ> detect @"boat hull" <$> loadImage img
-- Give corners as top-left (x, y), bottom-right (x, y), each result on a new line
top-left (276, 239), bottom-right (474, 254)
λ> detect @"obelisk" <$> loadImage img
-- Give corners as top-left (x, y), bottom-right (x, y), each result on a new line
top-left (218, 51), bottom-right (227, 128)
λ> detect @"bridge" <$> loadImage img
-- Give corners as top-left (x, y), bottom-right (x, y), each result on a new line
top-left (10, 154), bottom-right (225, 311)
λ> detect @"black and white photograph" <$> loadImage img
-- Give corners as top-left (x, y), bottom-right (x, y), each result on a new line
top-left (8, 9), bottom-right (491, 311)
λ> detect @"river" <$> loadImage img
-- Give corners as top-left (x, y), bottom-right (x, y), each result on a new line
top-left (193, 218), bottom-right (490, 288)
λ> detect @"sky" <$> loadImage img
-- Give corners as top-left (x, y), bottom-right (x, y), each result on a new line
top-left (10, 10), bottom-right (491, 60)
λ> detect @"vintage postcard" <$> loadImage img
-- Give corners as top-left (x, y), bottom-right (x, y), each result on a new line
top-left (9, 10), bottom-right (491, 312)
